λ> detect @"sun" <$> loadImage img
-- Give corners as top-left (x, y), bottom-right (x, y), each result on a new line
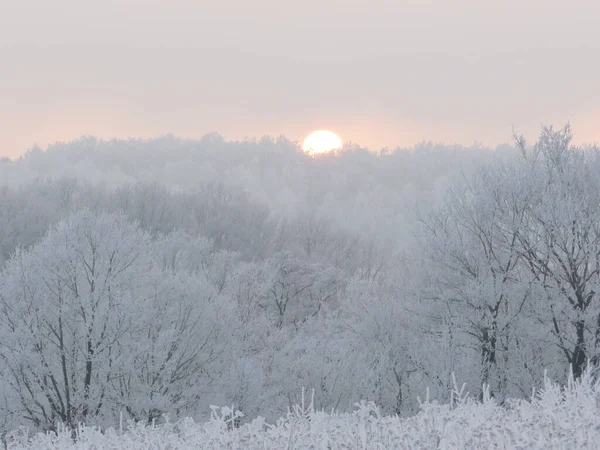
top-left (302, 130), bottom-right (343, 154)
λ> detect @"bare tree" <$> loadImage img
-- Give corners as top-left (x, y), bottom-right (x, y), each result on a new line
top-left (421, 125), bottom-right (600, 393)
top-left (0, 210), bottom-right (227, 428)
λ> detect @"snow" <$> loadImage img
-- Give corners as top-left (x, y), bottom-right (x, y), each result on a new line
top-left (4, 374), bottom-right (599, 450)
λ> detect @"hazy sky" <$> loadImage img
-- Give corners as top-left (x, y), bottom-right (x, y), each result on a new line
top-left (1, 0), bottom-right (599, 158)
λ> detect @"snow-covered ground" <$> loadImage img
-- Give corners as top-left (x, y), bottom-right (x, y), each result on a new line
top-left (4, 375), bottom-right (599, 450)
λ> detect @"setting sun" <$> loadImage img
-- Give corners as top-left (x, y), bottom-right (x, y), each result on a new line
top-left (302, 130), bottom-right (343, 154)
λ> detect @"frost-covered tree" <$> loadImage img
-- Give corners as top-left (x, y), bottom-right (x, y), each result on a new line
top-left (420, 125), bottom-right (600, 398)
top-left (511, 126), bottom-right (600, 380)
top-left (419, 158), bottom-right (535, 399)
top-left (115, 270), bottom-right (227, 423)
top-left (0, 210), bottom-right (227, 428)
top-left (0, 210), bottom-right (150, 427)
top-left (259, 252), bottom-right (340, 328)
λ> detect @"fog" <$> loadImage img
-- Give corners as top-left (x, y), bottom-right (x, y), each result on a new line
top-left (1, 125), bottom-right (598, 433)
top-left (1, 1), bottom-right (600, 446)
top-left (0, 135), bottom-right (505, 265)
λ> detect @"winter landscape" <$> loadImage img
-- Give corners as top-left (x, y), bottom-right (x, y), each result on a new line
top-left (3, 1), bottom-right (600, 448)
top-left (2, 126), bottom-right (600, 449)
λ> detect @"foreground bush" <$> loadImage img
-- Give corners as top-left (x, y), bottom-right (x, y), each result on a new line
top-left (3, 373), bottom-right (599, 450)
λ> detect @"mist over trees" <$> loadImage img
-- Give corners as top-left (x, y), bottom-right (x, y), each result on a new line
top-left (0, 126), bottom-right (597, 432)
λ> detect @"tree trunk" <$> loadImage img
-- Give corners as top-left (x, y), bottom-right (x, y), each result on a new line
top-left (481, 326), bottom-right (497, 400)
top-left (572, 319), bottom-right (587, 379)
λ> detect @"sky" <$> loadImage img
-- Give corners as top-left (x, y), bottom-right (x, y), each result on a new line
top-left (1, 0), bottom-right (599, 158)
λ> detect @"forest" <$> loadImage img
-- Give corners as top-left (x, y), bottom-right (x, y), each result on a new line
top-left (1, 125), bottom-right (600, 447)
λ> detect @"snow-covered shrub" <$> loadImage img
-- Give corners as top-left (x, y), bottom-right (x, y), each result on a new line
top-left (4, 372), bottom-right (600, 449)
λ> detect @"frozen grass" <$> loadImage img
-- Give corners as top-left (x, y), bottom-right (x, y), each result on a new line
top-left (4, 374), bottom-right (600, 450)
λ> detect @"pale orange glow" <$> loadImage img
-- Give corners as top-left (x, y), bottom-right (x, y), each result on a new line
top-left (302, 130), bottom-right (342, 154)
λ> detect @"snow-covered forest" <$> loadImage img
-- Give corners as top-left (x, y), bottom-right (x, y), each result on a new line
top-left (1, 125), bottom-right (600, 447)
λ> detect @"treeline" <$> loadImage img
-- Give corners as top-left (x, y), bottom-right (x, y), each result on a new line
top-left (0, 134), bottom-right (505, 243)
